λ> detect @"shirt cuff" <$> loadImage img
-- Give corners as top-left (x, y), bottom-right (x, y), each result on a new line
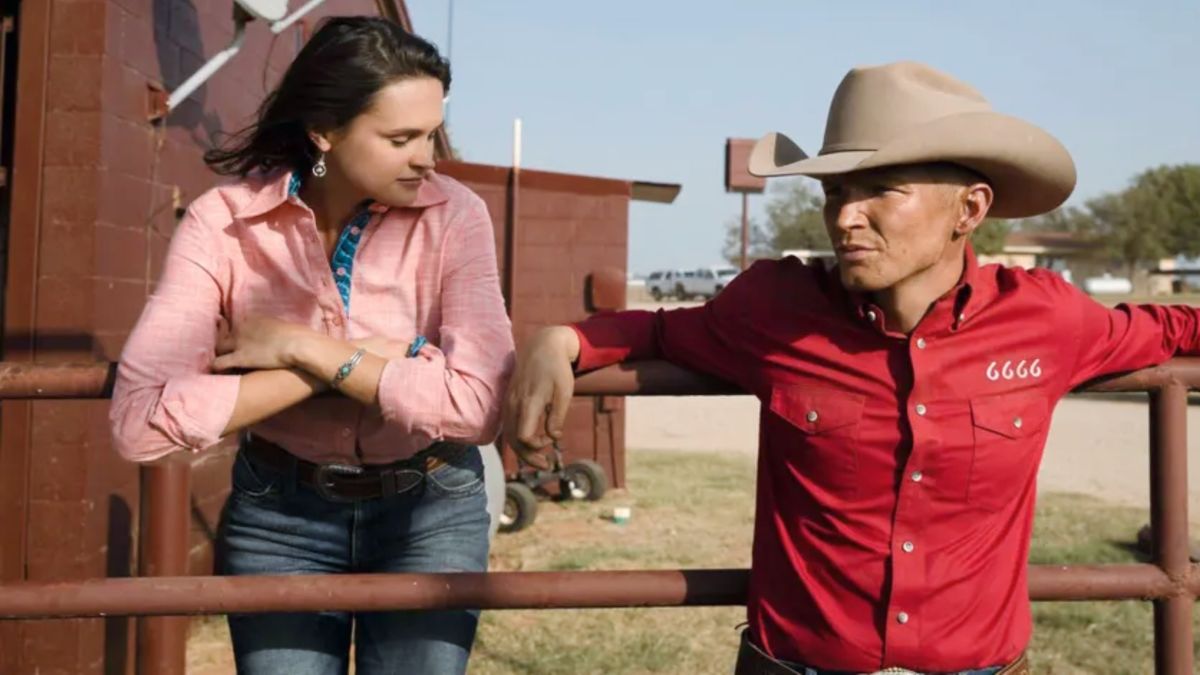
top-left (150, 373), bottom-right (241, 451)
top-left (572, 311), bottom-right (655, 372)
top-left (377, 355), bottom-right (446, 440)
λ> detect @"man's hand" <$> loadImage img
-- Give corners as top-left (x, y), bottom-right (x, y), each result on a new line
top-left (503, 326), bottom-right (582, 469)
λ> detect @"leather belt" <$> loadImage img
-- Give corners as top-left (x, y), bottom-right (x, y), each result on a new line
top-left (241, 433), bottom-right (461, 503)
top-left (734, 630), bottom-right (1031, 675)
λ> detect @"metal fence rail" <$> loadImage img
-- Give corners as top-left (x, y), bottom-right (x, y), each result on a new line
top-left (0, 359), bottom-right (1195, 673)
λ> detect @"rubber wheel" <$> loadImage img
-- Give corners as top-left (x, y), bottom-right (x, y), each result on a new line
top-left (563, 460), bottom-right (608, 501)
top-left (650, 287), bottom-right (663, 301)
top-left (674, 283), bottom-right (687, 300)
top-left (499, 482), bottom-right (538, 533)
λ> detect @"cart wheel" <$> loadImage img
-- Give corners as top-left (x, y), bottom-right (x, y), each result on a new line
top-left (563, 460), bottom-right (608, 501)
top-left (499, 482), bottom-right (538, 533)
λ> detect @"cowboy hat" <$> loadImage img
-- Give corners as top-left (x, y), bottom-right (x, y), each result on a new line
top-left (748, 61), bottom-right (1076, 218)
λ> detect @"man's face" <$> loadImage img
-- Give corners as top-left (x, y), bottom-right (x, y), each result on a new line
top-left (821, 164), bottom-right (986, 293)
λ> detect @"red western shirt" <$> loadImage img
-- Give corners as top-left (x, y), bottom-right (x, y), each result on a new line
top-left (572, 247), bottom-right (1200, 672)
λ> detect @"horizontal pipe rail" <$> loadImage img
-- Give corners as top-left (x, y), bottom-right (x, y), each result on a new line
top-left (1, 564), bottom-right (1196, 620)
top-left (8, 358), bottom-right (1200, 400)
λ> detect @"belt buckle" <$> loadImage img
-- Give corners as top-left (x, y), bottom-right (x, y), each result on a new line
top-left (867, 670), bottom-right (920, 675)
top-left (313, 463), bottom-right (365, 503)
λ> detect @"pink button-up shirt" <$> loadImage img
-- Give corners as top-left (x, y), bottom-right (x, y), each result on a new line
top-left (110, 169), bottom-right (515, 465)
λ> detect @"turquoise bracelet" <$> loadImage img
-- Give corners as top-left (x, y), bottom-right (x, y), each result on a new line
top-left (331, 349), bottom-right (366, 389)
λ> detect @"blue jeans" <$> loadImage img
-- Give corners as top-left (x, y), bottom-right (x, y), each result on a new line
top-left (216, 445), bottom-right (490, 675)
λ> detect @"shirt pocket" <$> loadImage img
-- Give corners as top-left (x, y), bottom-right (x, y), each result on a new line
top-left (766, 386), bottom-right (865, 499)
top-left (968, 392), bottom-right (1049, 511)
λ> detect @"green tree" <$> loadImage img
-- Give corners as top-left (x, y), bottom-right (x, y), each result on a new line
top-left (1018, 205), bottom-right (1095, 234)
top-left (721, 215), bottom-right (772, 266)
top-left (1128, 164), bottom-right (1200, 258)
top-left (1073, 164), bottom-right (1200, 274)
top-left (723, 179), bottom-right (826, 265)
top-left (972, 219), bottom-right (1012, 255)
top-left (1085, 191), bottom-right (1168, 275)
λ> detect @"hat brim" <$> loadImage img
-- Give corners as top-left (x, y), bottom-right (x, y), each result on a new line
top-left (747, 112), bottom-right (1076, 219)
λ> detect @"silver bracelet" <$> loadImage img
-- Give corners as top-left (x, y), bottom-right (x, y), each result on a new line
top-left (330, 349), bottom-right (366, 390)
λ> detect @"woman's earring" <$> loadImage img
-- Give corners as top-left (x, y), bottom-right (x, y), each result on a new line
top-left (312, 153), bottom-right (327, 177)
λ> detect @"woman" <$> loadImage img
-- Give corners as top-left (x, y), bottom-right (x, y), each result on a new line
top-left (109, 17), bottom-right (514, 675)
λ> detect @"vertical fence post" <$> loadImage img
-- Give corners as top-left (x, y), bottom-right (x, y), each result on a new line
top-left (1149, 383), bottom-right (1193, 675)
top-left (136, 460), bottom-right (191, 675)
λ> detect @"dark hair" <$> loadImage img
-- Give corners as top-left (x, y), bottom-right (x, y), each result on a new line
top-left (204, 16), bottom-right (450, 177)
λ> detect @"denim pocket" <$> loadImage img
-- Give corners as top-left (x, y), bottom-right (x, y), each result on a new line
top-left (230, 451), bottom-right (282, 499)
top-left (425, 445), bottom-right (485, 498)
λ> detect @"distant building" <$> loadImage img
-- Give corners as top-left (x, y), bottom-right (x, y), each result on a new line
top-left (978, 231), bottom-right (1179, 295)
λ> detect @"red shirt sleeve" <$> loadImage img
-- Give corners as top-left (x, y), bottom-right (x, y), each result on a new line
top-left (1062, 276), bottom-right (1200, 387)
top-left (573, 261), bottom-right (770, 396)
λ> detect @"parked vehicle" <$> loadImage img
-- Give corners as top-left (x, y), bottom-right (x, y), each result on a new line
top-left (1083, 273), bottom-right (1133, 295)
top-left (646, 269), bottom-right (683, 300)
top-left (680, 266), bottom-right (739, 299)
top-left (646, 267), bottom-right (740, 301)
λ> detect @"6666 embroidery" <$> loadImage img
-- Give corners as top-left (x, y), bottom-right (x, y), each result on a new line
top-left (986, 359), bottom-right (1042, 381)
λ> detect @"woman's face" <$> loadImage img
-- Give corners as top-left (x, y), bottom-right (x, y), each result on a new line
top-left (316, 76), bottom-right (445, 208)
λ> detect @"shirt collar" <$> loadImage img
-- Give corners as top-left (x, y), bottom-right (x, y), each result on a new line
top-left (234, 169), bottom-right (451, 220)
top-left (839, 242), bottom-right (983, 335)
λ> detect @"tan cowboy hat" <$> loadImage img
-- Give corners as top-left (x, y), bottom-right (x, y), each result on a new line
top-left (748, 61), bottom-right (1076, 218)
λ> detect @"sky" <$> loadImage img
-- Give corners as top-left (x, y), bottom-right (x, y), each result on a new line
top-left (405, 1), bottom-right (1200, 276)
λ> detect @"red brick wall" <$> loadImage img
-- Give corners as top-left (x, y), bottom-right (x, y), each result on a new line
top-left (6, 1), bottom-right (389, 673)
top-left (438, 160), bottom-right (631, 489)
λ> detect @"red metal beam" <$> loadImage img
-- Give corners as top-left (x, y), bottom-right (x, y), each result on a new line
top-left (0, 564), bottom-right (1195, 620)
top-left (4, 358), bottom-right (1200, 400)
top-left (1149, 384), bottom-right (1194, 673)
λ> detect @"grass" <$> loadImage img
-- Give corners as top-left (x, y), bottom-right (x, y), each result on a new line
top-left (187, 450), bottom-right (1197, 674)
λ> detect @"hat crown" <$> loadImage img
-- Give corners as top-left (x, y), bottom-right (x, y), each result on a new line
top-left (822, 61), bottom-right (992, 154)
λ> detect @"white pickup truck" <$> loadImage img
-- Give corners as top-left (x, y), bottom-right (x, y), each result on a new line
top-left (647, 267), bottom-right (739, 301)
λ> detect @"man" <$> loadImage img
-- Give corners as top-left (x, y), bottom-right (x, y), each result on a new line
top-left (503, 61), bottom-right (1199, 674)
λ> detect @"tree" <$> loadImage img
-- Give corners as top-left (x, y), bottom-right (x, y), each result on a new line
top-left (972, 219), bottom-right (1011, 255)
top-left (1085, 191), bottom-right (1168, 276)
top-left (1128, 164), bottom-right (1200, 258)
top-left (1072, 164), bottom-right (1200, 274)
top-left (1017, 205), bottom-right (1095, 234)
top-left (721, 215), bottom-right (772, 265)
top-left (723, 179), bottom-right (826, 265)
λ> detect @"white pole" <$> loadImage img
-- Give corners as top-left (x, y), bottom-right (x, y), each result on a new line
top-left (512, 118), bottom-right (522, 171)
top-left (167, 18), bottom-right (248, 111)
top-left (270, 0), bottom-right (328, 34)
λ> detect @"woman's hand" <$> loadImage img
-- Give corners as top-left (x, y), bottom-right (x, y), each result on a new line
top-left (353, 335), bottom-right (413, 361)
top-left (212, 316), bottom-right (317, 372)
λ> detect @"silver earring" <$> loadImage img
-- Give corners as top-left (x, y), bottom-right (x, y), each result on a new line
top-left (312, 153), bottom-right (327, 177)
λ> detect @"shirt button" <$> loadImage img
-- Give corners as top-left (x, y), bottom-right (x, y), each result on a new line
top-left (902, 541), bottom-right (915, 553)
top-left (1013, 417), bottom-right (1023, 429)
top-left (958, 312), bottom-right (966, 323)
top-left (915, 403), bottom-right (927, 416)
top-left (897, 612), bottom-right (910, 625)
top-left (866, 310), bottom-right (878, 322)
top-left (341, 428), bottom-right (352, 437)
top-left (915, 338), bottom-right (926, 349)
top-left (911, 470), bottom-right (924, 483)
top-left (350, 226), bottom-right (362, 235)
top-left (806, 410), bottom-right (819, 423)
top-left (336, 267), bottom-right (347, 277)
